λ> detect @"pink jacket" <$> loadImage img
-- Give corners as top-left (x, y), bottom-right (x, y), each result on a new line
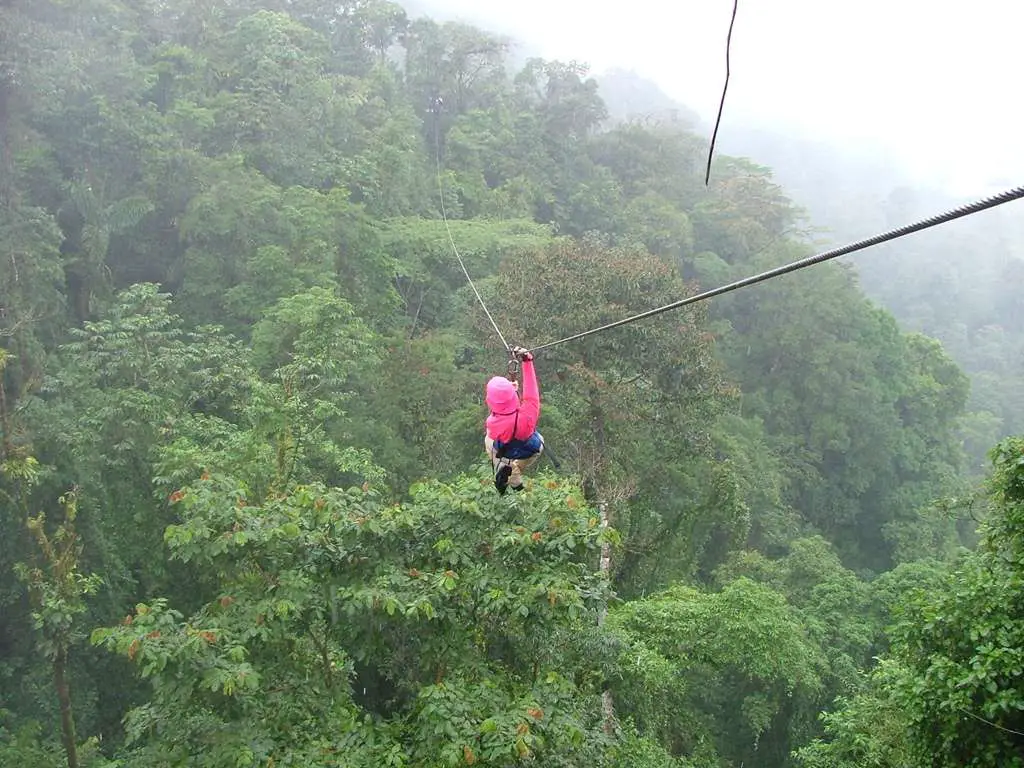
top-left (484, 359), bottom-right (540, 442)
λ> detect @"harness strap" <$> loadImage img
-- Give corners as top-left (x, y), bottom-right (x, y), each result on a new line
top-left (494, 410), bottom-right (519, 461)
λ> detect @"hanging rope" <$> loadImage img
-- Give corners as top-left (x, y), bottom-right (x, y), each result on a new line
top-left (431, 100), bottom-right (511, 352)
top-left (705, 0), bottom-right (739, 186)
top-left (529, 185), bottom-right (1024, 353)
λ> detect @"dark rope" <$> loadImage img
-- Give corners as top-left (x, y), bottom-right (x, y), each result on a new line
top-left (957, 707), bottom-right (1024, 738)
top-left (705, 0), bottom-right (739, 186)
top-left (529, 185), bottom-right (1024, 353)
top-left (432, 101), bottom-right (511, 352)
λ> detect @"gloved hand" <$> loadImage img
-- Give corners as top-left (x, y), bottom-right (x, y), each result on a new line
top-left (511, 345), bottom-right (533, 362)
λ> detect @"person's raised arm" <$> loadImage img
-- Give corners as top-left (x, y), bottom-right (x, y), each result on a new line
top-left (512, 347), bottom-right (539, 432)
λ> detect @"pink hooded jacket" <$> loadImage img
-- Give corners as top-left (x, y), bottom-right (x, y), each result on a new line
top-left (484, 359), bottom-right (539, 442)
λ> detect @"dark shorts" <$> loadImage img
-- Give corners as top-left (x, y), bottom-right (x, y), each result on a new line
top-left (494, 431), bottom-right (544, 459)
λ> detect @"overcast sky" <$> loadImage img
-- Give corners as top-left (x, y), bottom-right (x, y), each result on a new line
top-left (419, 0), bottom-right (1022, 196)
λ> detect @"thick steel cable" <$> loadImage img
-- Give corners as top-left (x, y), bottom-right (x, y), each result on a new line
top-left (529, 185), bottom-right (1024, 353)
top-left (433, 111), bottom-right (511, 352)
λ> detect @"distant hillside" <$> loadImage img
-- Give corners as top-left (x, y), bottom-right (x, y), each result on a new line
top-left (597, 68), bottom-right (700, 127)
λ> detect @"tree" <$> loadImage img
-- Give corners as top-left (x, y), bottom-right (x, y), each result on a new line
top-left (618, 191), bottom-right (695, 267)
top-left (691, 157), bottom-right (802, 262)
top-left (797, 438), bottom-right (1024, 767)
top-left (715, 538), bottom-right (876, 692)
top-left (888, 437), bottom-right (1024, 765)
top-left (0, 205), bottom-right (65, 412)
top-left (59, 183), bottom-right (153, 323)
top-left (157, 284), bottom-right (382, 505)
top-left (403, 19), bottom-right (510, 123)
top-left (792, 659), bottom-right (918, 768)
top-left (93, 465), bottom-right (618, 765)
top-left (608, 578), bottom-right (823, 766)
top-left (716, 241), bottom-right (967, 571)
top-left (26, 285), bottom-right (247, 596)
top-left (356, 0), bottom-right (408, 63)
top-left (176, 160), bottom-right (396, 329)
top-left (587, 122), bottom-right (706, 215)
top-left (383, 215), bottom-right (551, 335)
top-left (487, 236), bottom-right (740, 594)
top-left (203, 10), bottom-right (337, 188)
top-left (343, 331), bottom-right (482, 493)
top-left (514, 59), bottom-right (607, 145)
top-left (15, 487), bottom-right (101, 768)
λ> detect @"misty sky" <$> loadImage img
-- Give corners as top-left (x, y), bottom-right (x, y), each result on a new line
top-left (421, 0), bottom-right (1022, 196)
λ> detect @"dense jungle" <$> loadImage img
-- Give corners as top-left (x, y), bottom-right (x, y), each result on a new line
top-left (1, 1), bottom-right (1022, 766)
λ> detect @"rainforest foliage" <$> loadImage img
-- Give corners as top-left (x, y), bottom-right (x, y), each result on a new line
top-left (721, 126), bottom-right (1024, 474)
top-left (1, 1), bottom-right (1021, 766)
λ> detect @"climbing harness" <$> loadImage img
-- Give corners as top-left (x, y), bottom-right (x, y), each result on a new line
top-left (528, 185), bottom-right (1024, 354)
top-left (492, 409), bottom-right (518, 494)
top-left (492, 407), bottom-right (546, 494)
top-left (493, 409), bottom-right (520, 462)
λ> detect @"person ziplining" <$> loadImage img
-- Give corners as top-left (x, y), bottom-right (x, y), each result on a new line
top-left (483, 346), bottom-right (544, 495)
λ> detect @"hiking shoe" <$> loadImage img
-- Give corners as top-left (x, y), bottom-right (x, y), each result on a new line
top-left (495, 464), bottom-right (512, 495)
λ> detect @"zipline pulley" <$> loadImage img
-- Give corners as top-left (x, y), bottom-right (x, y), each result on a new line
top-left (506, 355), bottom-right (520, 382)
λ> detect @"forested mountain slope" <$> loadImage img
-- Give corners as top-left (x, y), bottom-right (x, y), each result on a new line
top-left (1, 2), bottom-right (1020, 766)
top-left (600, 69), bottom-right (1024, 473)
top-left (712, 104), bottom-right (1024, 473)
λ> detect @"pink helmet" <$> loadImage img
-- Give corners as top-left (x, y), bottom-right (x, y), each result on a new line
top-left (485, 376), bottom-right (519, 413)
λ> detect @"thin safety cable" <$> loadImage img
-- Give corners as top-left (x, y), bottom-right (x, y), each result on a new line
top-left (433, 108), bottom-right (511, 351)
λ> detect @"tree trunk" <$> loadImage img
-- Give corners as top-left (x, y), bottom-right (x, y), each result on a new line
top-left (597, 498), bottom-right (614, 735)
top-left (598, 500), bottom-right (611, 623)
top-left (583, 394), bottom-right (617, 734)
top-left (0, 60), bottom-right (12, 205)
top-left (63, 262), bottom-right (91, 326)
top-left (53, 646), bottom-right (79, 768)
top-left (0, 374), bottom-right (10, 460)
